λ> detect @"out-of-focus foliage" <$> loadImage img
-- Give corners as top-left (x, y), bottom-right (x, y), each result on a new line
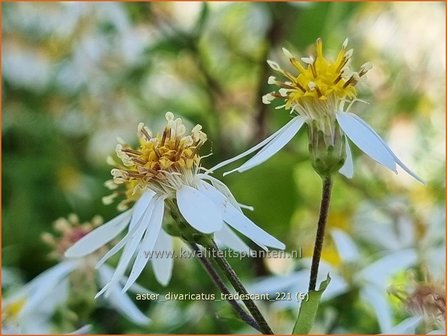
top-left (2, 2), bottom-right (445, 334)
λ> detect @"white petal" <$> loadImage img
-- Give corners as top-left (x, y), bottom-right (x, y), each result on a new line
top-left (123, 197), bottom-right (165, 292)
top-left (347, 113), bottom-right (424, 183)
top-left (65, 210), bottom-right (132, 258)
top-left (69, 325), bottom-right (92, 334)
top-left (199, 175), bottom-right (254, 212)
top-left (388, 316), bottom-right (422, 334)
top-left (250, 273), bottom-right (298, 294)
top-left (223, 201), bottom-right (285, 250)
top-left (338, 139), bottom-right (354, 178)
top-left (129, 191), bottom-right (156, 230)
top-left (151, 229), bottom-right (174, 286)
top-left (96, 201), bottom-right (156, 269)
top-left (209, 117), bottom-right (304, 173)
top-left (336, 112), bottom-right (397, 172)
top-left (176, 185), bottom-right (223, 234)
top-left (427, 330), bottom-right (446, 335)
top-left (360, 285), bottom-right (393, 333)
top-left (99, 202), bottom-right (155, 298)
top-left (198, 174), bottom-right (243, 211)
top-left (214, 224), bottom-right (251, 253)
top-left (95, 232), bottom-right (132, 269)
top-left (358, 250), bottom-right (417, 288)
top-left (198, 182), bottom-right (285, 250)
top-left (98, 264), bottom-right (152, 295)
top-left (330, 229), bottom-right (360, 263)
top-left (225, 116), bottom-right (306, 175)
top-left (106, 285), bottom-right (151, 326)
top-left (197, 181), bottom-right (226, 207)
top-left (20, 260), bottom-right (77, 316)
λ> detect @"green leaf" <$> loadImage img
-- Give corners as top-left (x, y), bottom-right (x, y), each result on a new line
top-left (292, 274), bottom-right (331, 334)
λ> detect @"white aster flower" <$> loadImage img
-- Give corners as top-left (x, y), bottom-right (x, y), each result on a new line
top-left (65, 112), bottom-right (285, 298)
top-left (211, 38), bottom-right (423, 182)
top-left (2, 261), bottom-right (150, 333)
top-left (2, 215), bottom-right (151, 334)
top-left (250, 229), bottom-right (419, 333)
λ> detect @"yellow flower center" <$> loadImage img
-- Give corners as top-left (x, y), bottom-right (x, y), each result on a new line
top-left (105, 112), bottom-right (207, 208)
top-left (265, 38), bottom-right (371, 111)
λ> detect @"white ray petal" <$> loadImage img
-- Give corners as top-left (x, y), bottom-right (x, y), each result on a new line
top-left (209, 117), bottom-right (304, 173)
top-left (69, 324), bottom-right (92, 334)
top-left (151, 229), bottom-right (174, 286)
top-left (250, 273), bottom-right (298, 294)
top-left (198, 174), bottom-right (243, 211)
top-left (123, 197), bottom-right (165, 292)
top-left (358, 249), bottom-right (417, 288)
top-left (95, 232), bottom-right (132, 269)
top-left (336, 112), bottom-right (397, 172)
top-left (346, 112), bottom-right (424, 183)
top-left (21, 260), bottom-right (78, 316)
top-left (338, 139), bottom-right (354, 178)
top-left (330, 229), bottom-right (360, 263)
top-left (98, 264), bottom-right (152, 295)
top-left (197, 181), bottom-right (226, 207)
top-left (129, 191), bottom-right (156, 230)
top-left (388, 317), bottom-right (422, 334)
top-left (99, 202), bottom-right (154, 298)
top-left (198, 182), bottom-right (284, 249)
top-left (225, 116), bottom-right (306, 175)
top-left (95, 201), bottom-right (156, 269)
top-left (106, 285), bottom-right (151, 326)
top-left (214, 224), bottom-right (251, 253)
top-left (223, 205), bottom-right (285, 250)
top-left (360, 285), bottom-right (393, 333)
top-left (65, 210), bottom-right (132, 258)
top-left (176, 185), bottom-right (223, 234)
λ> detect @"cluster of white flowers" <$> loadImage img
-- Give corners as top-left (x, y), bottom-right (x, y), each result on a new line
top-left (5, 38), bottom-right (427, 334)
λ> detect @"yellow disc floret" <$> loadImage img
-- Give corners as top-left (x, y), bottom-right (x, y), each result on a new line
top-left (105, 112), bottom-right (207, 208)
top-left (264, 38), bottom-right (372, 112)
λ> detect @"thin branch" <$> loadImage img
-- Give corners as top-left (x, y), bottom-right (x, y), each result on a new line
top-left (208, 240), bottom-right (274, 334)
top-left (188, 242), bottom-right (262, 332)
top-left (309, 176), bottom-right (333, 291)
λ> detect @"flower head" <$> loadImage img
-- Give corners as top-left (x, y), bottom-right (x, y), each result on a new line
top-left (264, 38), bottom-right (371, 114)
top-left (390, 276), bottom-right (445, 331)
top-left (212, 38), bottom-right (422, 182)
top-left (3, 215), bottom-right (151, 333)
top-left (41, 214), bottom-right (103, 260)
top-left (105, 112), bottom-right (207, 210)
top-left (66, 113), bottom-right (285, 298)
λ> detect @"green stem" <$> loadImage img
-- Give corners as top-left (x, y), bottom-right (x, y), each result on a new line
top-left (308, 176), bottom-right (333, 291)
top-left (188, 242), bottom-right (261, 332)
top-left (207, 240), bottom-right (274, 334)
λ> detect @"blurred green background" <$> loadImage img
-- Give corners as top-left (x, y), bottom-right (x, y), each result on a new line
top-left (2, 1), bottom-right (445, 334)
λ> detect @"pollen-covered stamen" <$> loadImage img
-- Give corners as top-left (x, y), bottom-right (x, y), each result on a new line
top-left (138, 122), bottom-right (152, 140)
top-left (336, 50), bottom-right (353, 73)
top-left (343, 73), bottom-right (360, 88)
top-left (359, 62), bottom-right (373, 77)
